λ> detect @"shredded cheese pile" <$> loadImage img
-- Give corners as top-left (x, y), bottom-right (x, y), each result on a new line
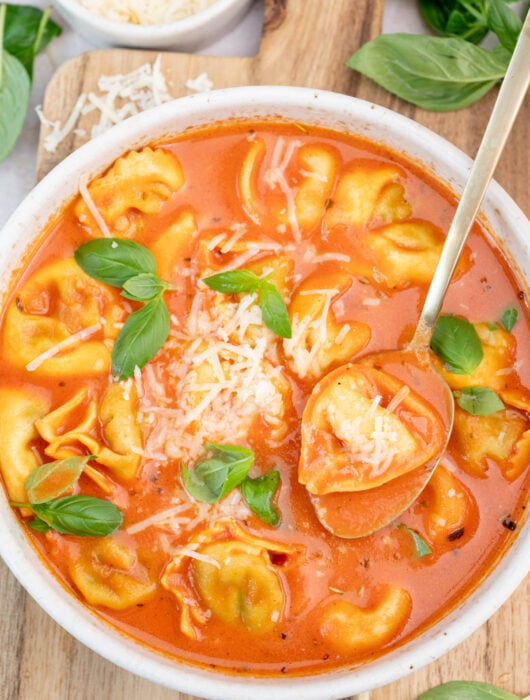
top-left (37, 58), bottom-right (213, 154)
top-left (75, 0), bottom-right (217, 25)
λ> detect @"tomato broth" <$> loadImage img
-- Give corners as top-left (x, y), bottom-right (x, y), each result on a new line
top-left (0, 120), bottom-right (528, 677)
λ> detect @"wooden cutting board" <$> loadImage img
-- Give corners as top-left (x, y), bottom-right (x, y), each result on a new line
top-left (1, 1), bottom-right (528, 699)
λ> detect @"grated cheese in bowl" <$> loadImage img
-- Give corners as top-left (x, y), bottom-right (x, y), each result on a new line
top-left (74, 0), bottom-right (218, 25)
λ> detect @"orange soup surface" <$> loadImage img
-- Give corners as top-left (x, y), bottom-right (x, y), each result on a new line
top-left (0, 120), bottom-right (529, 676)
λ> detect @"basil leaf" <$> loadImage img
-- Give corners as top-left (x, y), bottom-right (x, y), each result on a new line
top-left (182, 443), bottom-right (254, 503)
top-left (28, 517), bottom-right (51, 533)
top-left (398, 524), bottom-right (432, 558)
top-left (241, 470), bottom-right (281, 526)
top-left (121, 273), bottom-right (171, 301)
top-left (32, 495), bottom-right (123, 537)
top-left (445, 5), bottom-right (489, 44)
top-left (25, 455), bottom-right (93, 504)
top-left (416, 680), bottom-right (522, 699)
top-left (455, 386), bottom-right (505, 415)
top-left (348, 34), bottom-right (509, 111)
top-left (487, 0), bottom-right (522, 51)
top-left (501, 306), bottom-right (518, 332)
top-left (111, 296), bottom-right (170, 380)
top-left (0, 49), bottom-right (30, 162)
top-left (202, 269), bottom-right (261, 294)
top-left (431, 315), bottom-right (483, 374)
top-left (75, 238), bottom-right (157, 287)
top-left (3, 4), bottom-right (61, 78)
top-left (418, 0), bottom-right (453, 36)
top-left (259, 281), bottom-right (292, 339)
top-left (202, 269), bottom-right (292, 339)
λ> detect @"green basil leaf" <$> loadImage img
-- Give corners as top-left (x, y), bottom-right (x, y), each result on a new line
top-left (0, 49), bottom-right (31, 162)
top-left (32, 495), bottom-right (123, 537)
top-left (431, 315), bottom-right (483, 374)
top-left (121, 272), bottom-right (171, 301)
top-left (241, 470), bottom-right (281, 526)
top-left (398, 524), bottom-right (432, 558)
top-left (183, 443), bottom-right (254, 503)
top-left (28, 517), bottom-right (51, 533)
top-left (202, 269), bottom-right (261, 294)
top-left (111, 296), bottom-right (170, 380)
top-left (4, 4), bottom-right (61, 78)
top-left (445, 5), bottom-right (489, 44)
top-left (455, 386), bottom-right (505, 415)
top-left (348, 34), bottom-right (509, 111)
top-left (416, 680), bottom-right (522, 699)
top-left (418, 0), bottom-right (453, 36)
top-left (25, 455), bottom-right (94, 504)
top-left (487, 0), bottom-right (522, 51)
top-left (259, 282), bottom-right (292, 339)
top-left (74, 238), bottom-right (157, 287)
top-left (501, 306), bottom-right (518, 332)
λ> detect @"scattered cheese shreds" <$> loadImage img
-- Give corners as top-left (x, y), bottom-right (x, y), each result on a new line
top-left (37, 57), bottom-right (214, 154)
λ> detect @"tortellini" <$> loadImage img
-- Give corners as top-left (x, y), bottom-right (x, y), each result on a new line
top-left (0, 388), bottom-right (51, 503)
top-left (435, 322), bottom-right (530, 405)
top-left (150, 211), bottom-right (197, 284)
top-left (239, 139), bottom-right (337, 232)
top-left (68, 537), bottom-right (156, 610)
top-left (299, 364), bottom-right (446, 494)
top-left (421, 464), bottom-right (477, 544)
top-left (2, 259), bottom-right (124, 377)
top-left (325, 161), bottom-right (411, 230)
top-left (161, 519), bottom-right (297, 639)
top-left (366, 221), bottom-right (446, 289)
top-left (320, 586), bottom-right (412, 654)
top-left (35, 385), bottom-right (143, 480)
top-left (284, 271), bottom-right (371, 380)
top-left (452, 406), bottom-right (530, 480)
top-left (75, 147), bottom-right (184, 237)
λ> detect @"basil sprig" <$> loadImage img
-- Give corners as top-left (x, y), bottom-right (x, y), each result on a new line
top-left (431, 315), bottom-right (483, 374)
top-left (0, 4), bottom-right (61, 162)
top-left (74, 238), bottom-right (172, 380)
top-left (183, 442), bottom-right (281, 526)
top-left (398, 524), bottom-right (432, 558)
top-left (416, 679), bottom-right (526, 699)
top-left (454, 386), bottom-right (505, 415)
top-left (348, 0), bottom-right (523, 111)
top-left (202, 269), bottom-right (292, 339)
top-left (12, 456), bottom-right (123, 537)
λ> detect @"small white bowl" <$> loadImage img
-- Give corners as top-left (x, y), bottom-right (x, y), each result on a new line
top-left (51, 0), bottom-right (254, 50)
top-left (0, 86), bottom-right (529, 700)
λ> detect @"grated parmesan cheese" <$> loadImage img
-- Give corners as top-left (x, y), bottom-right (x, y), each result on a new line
top-left (37, 56), bottom-right (213, 153)
top-left (75, 0), bottom-right (217, 25)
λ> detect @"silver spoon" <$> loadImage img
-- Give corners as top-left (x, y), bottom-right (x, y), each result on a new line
top-left (302, 12), bottom-right (530, 538)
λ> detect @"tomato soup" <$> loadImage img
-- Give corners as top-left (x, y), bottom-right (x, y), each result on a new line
top-left (0, 120), bottom-right (528, 676)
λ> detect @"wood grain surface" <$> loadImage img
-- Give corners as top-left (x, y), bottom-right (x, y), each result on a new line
top-left (1, 1), bottom-right (528, 699)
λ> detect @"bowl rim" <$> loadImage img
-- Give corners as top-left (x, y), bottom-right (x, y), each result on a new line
top-left (51, 0), bottom-right (250, 36)
top-left (0, 85), bottom-right (529, 700)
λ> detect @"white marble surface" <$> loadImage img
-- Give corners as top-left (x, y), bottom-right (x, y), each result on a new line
top-left (0, 0), bottom-right (426, 228)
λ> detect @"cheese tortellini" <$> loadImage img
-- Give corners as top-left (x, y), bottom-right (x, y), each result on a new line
top-left (2, 259), bottom-right (124, 376)
top-left (284, 272), bottom-right (370, 380)
top-left (75, 147), bottom-right (184, 237)
top-left (0, 388), bottom-right (51, 503)
top-left (69, 537), bottom-right (156, 610)
top-left (320, 586), bottom-right (412, 655)
top-left (161, 519), bottom-right (297, 639)
top-left (35, 384), bottom-right (143, 480)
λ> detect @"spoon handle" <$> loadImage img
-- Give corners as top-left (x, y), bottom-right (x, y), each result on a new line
top-left (412, 11), bottom-right (530, 345)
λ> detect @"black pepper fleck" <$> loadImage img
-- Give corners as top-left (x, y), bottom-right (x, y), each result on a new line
top-left (502, 518), bottom-right (517, 531)
top-left (447, 527), bottom-right (465, 541)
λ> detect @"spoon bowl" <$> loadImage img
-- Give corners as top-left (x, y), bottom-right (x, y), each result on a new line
top-left (301, 11), bottom-right (530, 538)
